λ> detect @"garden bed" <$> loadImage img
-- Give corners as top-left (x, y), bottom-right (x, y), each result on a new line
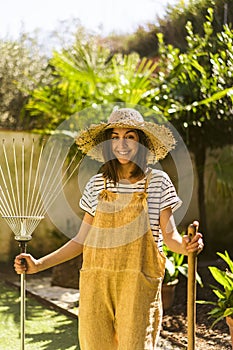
top-left (161, 262), bottom-right (232, 349)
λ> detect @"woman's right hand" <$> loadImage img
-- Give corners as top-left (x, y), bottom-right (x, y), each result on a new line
top-left (14, 253), bottom-right (41, 274)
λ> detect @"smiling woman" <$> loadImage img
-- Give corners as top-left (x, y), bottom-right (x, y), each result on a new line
top-left (14, 107), bottom-right (203, 350)
top-left (102, 127), bottom-right (148, 184)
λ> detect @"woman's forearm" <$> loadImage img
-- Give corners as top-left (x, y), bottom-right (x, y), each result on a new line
top-left (163, 230), bottom-right (187, 255)
top-left (37, 239), bottom-right (83, 272)
top-left (37, 212), bottom-right (93, 272)
top-left (160, 207), bottom-right (203, 255)
top-left (160, 207), bottom-right (186, 254)
top-left (14, 212), bottom-right (93, 275)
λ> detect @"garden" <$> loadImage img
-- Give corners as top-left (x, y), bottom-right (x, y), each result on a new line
top-left (1, 252), bottom-right (232, 349)
top-left (0, 0), bottom-right (232, 348)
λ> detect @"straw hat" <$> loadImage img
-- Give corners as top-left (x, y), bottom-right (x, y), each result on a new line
top-left (75, 108), bottom-right (176, 163)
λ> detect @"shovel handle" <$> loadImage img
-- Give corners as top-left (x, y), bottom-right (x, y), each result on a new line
top-left (187, 223), bottom-right (198, 350)
top-left (187, 223), bottom-right (197, 240)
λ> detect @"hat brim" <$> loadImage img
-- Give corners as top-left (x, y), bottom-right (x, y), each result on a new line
top-left (75, 120), bottom-right (176, 163)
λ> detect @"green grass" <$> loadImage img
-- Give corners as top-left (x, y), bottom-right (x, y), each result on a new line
top-left (0, 281), bottom-right (80, 350)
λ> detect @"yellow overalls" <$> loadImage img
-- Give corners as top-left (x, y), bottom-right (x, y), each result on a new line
top-left (79, 173), bottom-right (166, 350)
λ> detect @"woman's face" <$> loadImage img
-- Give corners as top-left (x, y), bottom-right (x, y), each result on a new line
top-left (110, 128), bottom-right (139, 165)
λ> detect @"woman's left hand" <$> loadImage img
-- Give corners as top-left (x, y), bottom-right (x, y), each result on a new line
top-left (182, 221), bottom-right (204, 254)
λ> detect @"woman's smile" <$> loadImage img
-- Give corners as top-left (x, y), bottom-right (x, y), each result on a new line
top-left (111, 128), bottom-right (139, 164)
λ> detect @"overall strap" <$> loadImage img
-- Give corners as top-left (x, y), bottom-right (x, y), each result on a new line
top-left (144, 168), bottom-right (152, 192)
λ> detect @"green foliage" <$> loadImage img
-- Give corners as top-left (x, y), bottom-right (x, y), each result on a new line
top-left (163, 245), bottom-right (203, 286)
top-left (158, 0), bottom-right (233, 51)
top-left (163, 245), bottom-right (188, 284)
top-left (197, 251), bottom-right (233, 327)
top-left (148, 8), bottom-right (233, 236)
top-left (152, 8), bottom-right (233, 151)
top-left (0, 33), bottom-right (52, 130)
top-left (26, 38), bottom-right (111, 129)
top-left (125, 25), bottom-right (159, 58)
top-left (25, 31), bottom-right (158, 131)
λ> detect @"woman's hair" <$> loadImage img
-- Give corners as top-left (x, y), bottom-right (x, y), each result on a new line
top-left (101, 128), bottom-right (149, 184)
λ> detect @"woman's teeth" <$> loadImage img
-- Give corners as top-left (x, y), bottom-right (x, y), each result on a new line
top-left (118, 151), bottom-right (129, 155)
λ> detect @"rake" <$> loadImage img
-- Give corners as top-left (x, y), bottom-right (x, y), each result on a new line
top-left (0, 136), bottom-right (81, 350)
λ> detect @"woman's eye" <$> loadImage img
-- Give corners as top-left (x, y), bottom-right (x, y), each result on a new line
top-left (111, 134), bottom-right (137, 141)
top-left (126, 135), bottom-right (136, 140)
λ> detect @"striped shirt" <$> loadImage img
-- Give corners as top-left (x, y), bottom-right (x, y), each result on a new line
top-left (79, 168), bottom-right (182, 252)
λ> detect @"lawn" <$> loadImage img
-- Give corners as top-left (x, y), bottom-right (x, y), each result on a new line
top-left (0, 281), bottom-right (80, 350)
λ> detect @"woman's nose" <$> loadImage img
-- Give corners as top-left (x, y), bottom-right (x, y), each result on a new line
top-left (117, 138), bottom-right (128, 148)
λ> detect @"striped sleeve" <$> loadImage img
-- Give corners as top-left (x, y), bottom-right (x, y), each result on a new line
top-left (160, 172), bottom-right (182, 212)
top-left (79, 175), bottom-right (103, 216)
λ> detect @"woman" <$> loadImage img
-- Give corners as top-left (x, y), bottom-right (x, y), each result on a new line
top-left (14, 108), bottom-right (203, 350)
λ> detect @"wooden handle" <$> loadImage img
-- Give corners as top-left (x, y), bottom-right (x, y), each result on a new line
top-left (187, 223), bottom-right (197, 240)
top-left (187, 223), bottom-right (198, 350)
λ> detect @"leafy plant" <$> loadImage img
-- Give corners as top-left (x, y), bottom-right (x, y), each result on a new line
top-left (197, 251), bottom-right (233, 327)
top-left (163, 245), bottom-right (203, 286)
top-left (25, 32), bottom-right (158, 131)
top-left (0, 33), bottom-right (51, 130)
top-left (150, 8), bottom-right (233, 237)
top-left (163, 245), bottom-right (188, 284)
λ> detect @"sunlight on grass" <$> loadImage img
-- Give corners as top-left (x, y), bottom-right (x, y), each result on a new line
top-left (0, 281), bottom-right (80, 350)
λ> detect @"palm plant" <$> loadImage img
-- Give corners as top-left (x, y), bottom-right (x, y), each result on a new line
top-left (25, 30), bottom-right (157, 132)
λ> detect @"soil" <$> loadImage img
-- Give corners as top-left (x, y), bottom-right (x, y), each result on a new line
top-left (161, 260), bottom-right (232, 349)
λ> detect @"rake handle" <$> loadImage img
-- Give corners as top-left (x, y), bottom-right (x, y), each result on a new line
top-left (19, 241), bottom-right (27, 269)
top-left (187, 224), bottom-right (198, 350)
top-left (18, 241), bottom-right (27, 350)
